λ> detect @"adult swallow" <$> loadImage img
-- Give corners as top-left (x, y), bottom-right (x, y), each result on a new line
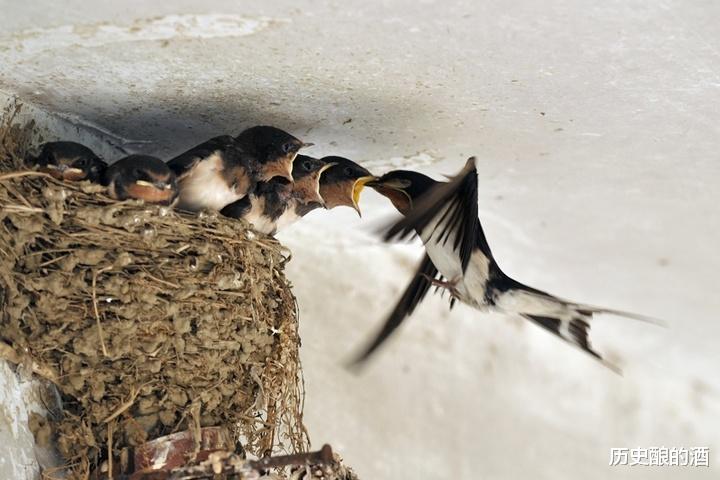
top-left (220, 155), bottom-right (334, 235)
top-left (353, 158), bottom-right (658, 371)
top-left (167, 126), bottom-right (310, 212)
top-left (27, 141), bottom-right (107, 182)
top-left (104, 155), bottom-right (178, 205)
top-left (317, 157), bottom-right (376, 216)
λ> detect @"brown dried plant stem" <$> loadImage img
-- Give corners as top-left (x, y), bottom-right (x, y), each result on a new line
top-left (0, 109), bottom-right (308, 480)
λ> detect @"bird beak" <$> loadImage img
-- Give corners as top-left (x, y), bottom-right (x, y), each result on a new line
top-left (132, 180), bottom-right (176, 204)
top-left (364, 176), bottom-right (413, 214)
top-left (314, 162), bottom-right (337, 207)
top-left (318, 161), bottom-right (337, 177)
top-left (317, 162), bottom-right (337, 208)
top-left (135, 179), bottom-right (174, 191)
top-left (301, 142), bottom-right (315, 148)
top-left (366, 177), bottom-right (411, 191)
top-left (63, 167), bottom-right (86, 181)
top-left (43, 164), bottom-right (65, 179)
top-left (264, 155), bottom-right (296, 182)
top-left (43, 164), bottom-right (87, 181)
top-left (351, 175), bottom-right (377, 217)
top-left (309, 190), bottom-right (325, 206)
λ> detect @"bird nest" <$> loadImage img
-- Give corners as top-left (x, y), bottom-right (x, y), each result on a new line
top-left (0, 104), bottom-right (308, 478)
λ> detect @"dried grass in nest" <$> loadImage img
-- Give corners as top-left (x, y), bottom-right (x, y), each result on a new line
top-left (0, 103), bottom-right (309, 479)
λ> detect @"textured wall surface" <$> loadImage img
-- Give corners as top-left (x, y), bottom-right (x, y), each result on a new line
top-left (0, 362), bottom-right (45, 480)
top-left (1, 1), bottom-right (719, 479)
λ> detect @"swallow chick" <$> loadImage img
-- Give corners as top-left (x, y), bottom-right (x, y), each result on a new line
top-left (104, 155), bottom-right (178, 205)
top-left (220, 155), bottom-right (334, 235)
top-left (27, 141), bottom-right (107, 182)
top-left (353, 158), bottom-right (659, 371)
top-left (167, 126), bottom-right (310, 212)
top-left (318, 157), bottom-right (376, 216)
top-left (236, 125), bottom-right (313, 184)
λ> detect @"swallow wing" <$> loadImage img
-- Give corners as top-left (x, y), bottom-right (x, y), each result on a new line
top-left (384, 157), bottom-right (494, 272)
top-left (166, 135), bottom-right (237, 181)
top-left (350, 254), bottom-right (439, 366)
top-left (219, 196), bottom-right (251, 219)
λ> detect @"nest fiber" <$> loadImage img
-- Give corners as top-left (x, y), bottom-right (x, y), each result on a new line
top-left (0, 105), bottom-right (308, 478)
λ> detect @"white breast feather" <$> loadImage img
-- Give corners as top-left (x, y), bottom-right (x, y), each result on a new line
top-left (419, 205), bottom-right (489, 308)
top-left (243, 196), bottom-right (277, 235)
top-left (176, 153), bottom-right (242, 211)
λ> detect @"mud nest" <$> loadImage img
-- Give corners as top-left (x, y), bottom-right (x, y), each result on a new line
top-left (0, 104), bottom-right (308, 478)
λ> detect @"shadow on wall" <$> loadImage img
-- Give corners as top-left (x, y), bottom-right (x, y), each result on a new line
top-left (3, 78), bottom-right (442, 163)
top-left (0, 12), bottom-right (453, 164)
top-left (128, 80), bottom-right (441, 160)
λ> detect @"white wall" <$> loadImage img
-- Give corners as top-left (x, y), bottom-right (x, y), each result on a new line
top-left (1, 2), bottom-right (719, 479)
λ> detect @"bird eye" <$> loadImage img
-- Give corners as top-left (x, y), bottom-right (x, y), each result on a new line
top-left (302, 160), bottom-right (312, 171)
top-left (282, 142), bottom-right (298, 154)
top-left (75, 158), bottom-right (88, 168)
top-left (344, 167), bottom-right (353, 176)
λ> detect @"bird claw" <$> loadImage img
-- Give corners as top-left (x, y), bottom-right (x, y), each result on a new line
top-left (421, 274), bottom-right (461, 299)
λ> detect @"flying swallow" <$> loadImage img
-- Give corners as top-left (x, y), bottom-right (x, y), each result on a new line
top-left (167, 126), bottom-right (311, 212)
top-left (27, 141), bottom-right (107, 182)
top-left (220, 155), bottom-right (335, 235)
top-left (353, 158), bottom-right (658, 371)
top-left (104, 155), bottom-right (178, 205)
top-left (317, 157), bottom-right (376, 216)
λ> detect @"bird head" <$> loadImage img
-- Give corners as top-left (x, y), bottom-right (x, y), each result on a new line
top-left (30, 141), bottom-right (107, 182)
top-left (366, 170), bottom-right (438, 215)
top-left (291, 155), bottom-right (337, 207)
top-left (235, 125), bottom-right (312, 183)
top-left (318, 157), bottom-right (376, 217)
top-left (107, 155), bottom-right (178, 205)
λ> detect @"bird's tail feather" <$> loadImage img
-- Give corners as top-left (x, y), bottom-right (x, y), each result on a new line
top-left (522, 312), bottom-right (622, 374)
top-left (496, 284), bottom-right (662, 374)
top-left (569, 303), bottom-right (666, 326)
top-left (515, 287), bottom-right (666, 326)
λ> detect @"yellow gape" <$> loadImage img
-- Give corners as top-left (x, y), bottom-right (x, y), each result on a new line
top-left (351, 175), bottom-right (376, 216)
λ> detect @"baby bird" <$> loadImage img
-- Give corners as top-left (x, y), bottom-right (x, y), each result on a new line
top-left (167, 126), bottom-right (311, 212)
top-left (28, 141), bottom-right (107, 182)
top-left (104, 155), bottom-right (178, 205)
top-left (220, 155), bottom-right (333, 235)
top-left (317, 157), bottom-right (376, 216)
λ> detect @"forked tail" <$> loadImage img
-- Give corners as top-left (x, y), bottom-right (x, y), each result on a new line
top-left (495, 285), bottom-right (664, 374)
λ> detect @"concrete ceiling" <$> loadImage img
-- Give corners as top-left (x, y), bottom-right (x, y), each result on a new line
top-left (2, 1), bottom-right (719, 479)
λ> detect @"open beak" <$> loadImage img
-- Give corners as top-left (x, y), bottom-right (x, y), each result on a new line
top-left (264, 155), bottom-right (296, 182)
top-left (350, 175), bottom-right (377, 217)
top-left (319, 162), bottom-right (337, 175)
top-left (311, 162), bottom-right (337, 206)
top-left (294, 174), bottom-right (326, 206)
